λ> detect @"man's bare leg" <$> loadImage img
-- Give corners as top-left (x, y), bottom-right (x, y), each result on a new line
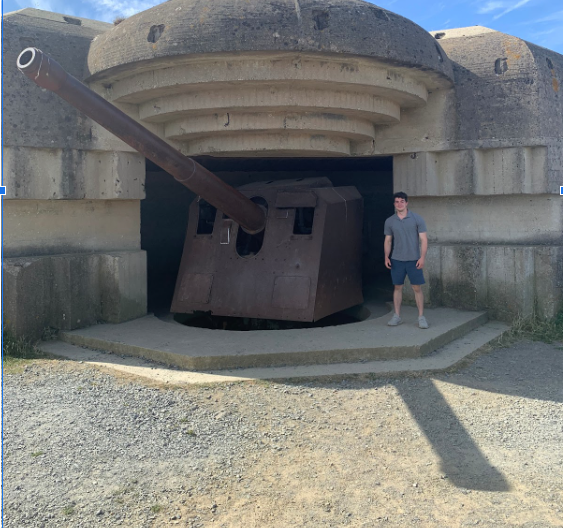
top-left (393, 285), bottom-right (403, 316)
top-left (412, 285), bottom-right (424, 317)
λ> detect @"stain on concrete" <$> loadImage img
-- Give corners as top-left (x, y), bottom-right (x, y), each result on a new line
top-left (147, 24), bottom-right (165, 43)
top-left (494, 57), bottom-right (508, 75)
top-left (63, 16), bottom-right (82, 26)
top-left (312, 9), bottom-right (329, 31)
top-left (369, 6), bottom-right (390, 21)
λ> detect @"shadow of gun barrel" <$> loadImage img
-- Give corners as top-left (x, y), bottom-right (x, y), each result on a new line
top-left (16, 47), bottom-right (266, 234)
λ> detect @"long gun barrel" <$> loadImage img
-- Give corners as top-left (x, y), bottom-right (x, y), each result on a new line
top-left (16, 48), bottom-right (266, 234)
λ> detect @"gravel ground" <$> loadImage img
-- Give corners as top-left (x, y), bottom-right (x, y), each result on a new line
top-left (3, 340), bottom-right (563, 527)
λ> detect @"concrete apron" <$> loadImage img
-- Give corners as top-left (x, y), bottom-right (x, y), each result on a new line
top-left (38, 306), bottom-right (509, 385)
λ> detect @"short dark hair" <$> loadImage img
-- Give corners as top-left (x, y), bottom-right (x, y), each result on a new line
top-left (393, 192), bottom-right (408, 202)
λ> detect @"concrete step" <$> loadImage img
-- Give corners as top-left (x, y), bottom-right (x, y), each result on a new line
top-left (59, 306), bottom-right (491, 371)
top-left (41, 321), bottom-right (509, 384)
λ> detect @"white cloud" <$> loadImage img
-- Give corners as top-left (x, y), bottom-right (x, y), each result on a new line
top-left (530, 28), bottom-right (556, 37)
top-left (492, 0), bottom-right (533, 20)
top-left (477, 1), bottom-right (507, 14)
top-left (538, 29), bottom-right (563, 51)
top-left (534, 10), bottom-right (563, 23)
top-left (85, 0), bottom-right (163, 22)
top-left (517, 6), bottom-right (563, 51)
top-left (17, 0), bottom-right (54, 10)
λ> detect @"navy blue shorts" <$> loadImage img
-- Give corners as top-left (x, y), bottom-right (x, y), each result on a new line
top-left (390, 259), bottom-right (425, 286)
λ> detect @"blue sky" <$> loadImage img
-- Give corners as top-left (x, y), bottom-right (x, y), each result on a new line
top-left (3, 0), bottom-right (563, 54)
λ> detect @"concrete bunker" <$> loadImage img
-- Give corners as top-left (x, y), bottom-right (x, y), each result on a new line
top-left (2, 4), bottom-right (562, 340)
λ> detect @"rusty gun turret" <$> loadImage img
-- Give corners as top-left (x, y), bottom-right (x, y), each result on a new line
top-left (16, 47), bottom-right (265, 234)
top-left (17, 48), bottom-right (363, 322)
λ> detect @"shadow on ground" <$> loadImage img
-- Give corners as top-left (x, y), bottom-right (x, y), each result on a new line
top-left (40, 338), bottom-right (562, 494)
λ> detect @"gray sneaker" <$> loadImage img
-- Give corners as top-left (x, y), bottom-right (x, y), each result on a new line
top-left (387, 314), bottom-right (402, 326)
top-left (418, 316), bottom-right (429, 329)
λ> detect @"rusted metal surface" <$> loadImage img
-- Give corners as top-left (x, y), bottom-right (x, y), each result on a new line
top-left (171, 178), bottom-right (364, 322)
top-left (16, 47), bottom-right (265, 234)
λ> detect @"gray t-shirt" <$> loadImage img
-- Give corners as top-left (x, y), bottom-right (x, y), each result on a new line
top-left (384, 211), bottom-right (427, 261)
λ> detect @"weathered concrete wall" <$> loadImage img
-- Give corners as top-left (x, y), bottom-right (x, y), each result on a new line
top-left (3, 252), bottom-right (147, 340)
top-left (3, 9), bottom-right (111, 151)
top-left (412, 195), bottom-right (562, 245)
top-left (2, 9), bottom-right (147, 338)
top-left (394, 147), bottom-right (553, 196)
top-left (2, 9), bottom-right (140, 158)
top-left (3, 148), bottom-right (144, 199)
top-left (404, 244), bottom-right (563, 320)
top-left (396, 28), bottom-right (563, 320)
top-left (374, 27), bottom-right (563, 156)
top-left (4, 200), bottom-right (141, 257)
top-left (439, 28), bottom-right (563, 147)
top-left (87, 0), bottom-right (453, 82)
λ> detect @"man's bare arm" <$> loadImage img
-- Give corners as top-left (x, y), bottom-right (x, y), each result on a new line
top-left (416, 232), bottom-right (428, 270)
top-left (384, 235), bottom-right (393, 269)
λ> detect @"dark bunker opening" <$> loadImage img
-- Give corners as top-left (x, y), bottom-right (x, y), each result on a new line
top-left (141, 156), bottom-right (394, 327)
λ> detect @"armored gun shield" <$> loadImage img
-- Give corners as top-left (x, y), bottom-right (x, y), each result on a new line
top-left (172, 178), bottom-right (364, 321)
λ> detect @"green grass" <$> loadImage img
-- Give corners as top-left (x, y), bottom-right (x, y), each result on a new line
top-left (499, 309), bottom-right (563, 346)
top-left (150, 505), bottom-right (163, 514)
top-left (31, 451), bottom-right (45, 457)
top-left (2, 328), bottom-right (51, 374)
top-left (3, 328), bottom-right (42, 358)
top-left (62, 506), bottom-right (75, 516)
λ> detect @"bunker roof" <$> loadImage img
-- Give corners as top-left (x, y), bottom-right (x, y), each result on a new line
top-left (87, 0), bottom-right (454, 83)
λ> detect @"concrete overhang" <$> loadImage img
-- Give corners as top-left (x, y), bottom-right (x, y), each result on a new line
top-left (85, 0), bottom-right (455, 157)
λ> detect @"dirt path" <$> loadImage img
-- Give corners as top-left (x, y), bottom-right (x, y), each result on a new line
top-left (4, 340), bottom-right (563, 527)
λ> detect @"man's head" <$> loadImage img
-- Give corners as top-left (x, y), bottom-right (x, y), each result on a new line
top-left (393, 191), bottom-right (408, 213)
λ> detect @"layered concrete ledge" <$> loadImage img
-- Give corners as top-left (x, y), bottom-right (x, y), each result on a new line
top-left (412, 195), bottom-right (562, 245)
top-left (2, 147), bottom-right (144, 200)
top-left (4, 200), bottom-right (141, 258)
top-left (60, 306), bottom-right (488, 370)
top-left (42, 320), bottom-right (508, 384)
top-left (395, 146), bottom-right (553, 196)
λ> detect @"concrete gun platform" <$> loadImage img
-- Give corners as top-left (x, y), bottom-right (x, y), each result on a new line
top-left (51, 306), bottom-right (508, 378)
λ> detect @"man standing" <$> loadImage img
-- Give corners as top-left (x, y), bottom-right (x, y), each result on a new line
top-left (383, 192), bottom-right (429, 329)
